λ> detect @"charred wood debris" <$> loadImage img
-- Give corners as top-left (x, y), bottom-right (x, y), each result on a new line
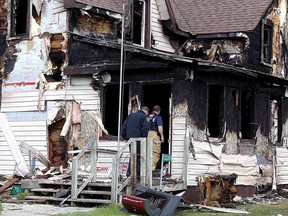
top-left (0, 171), bottom-right (288, 214)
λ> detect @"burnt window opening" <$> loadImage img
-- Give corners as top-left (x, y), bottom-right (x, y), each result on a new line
top-left (46, 34), bottom-right (66, 82)
top-left (102, 84), bottom-right (129, 137)
top-left (133, 0), bottom-right (146, 46)
top-left (269, 96), bottom-right (282, 144)
top-left (261, 19), bottom-right (273, 65)
top-left (208, 84), bottom-right (224, 138)
top-left (10, 0), bottom-right (30, 37)
top-left (240, 91), bottom-right (255, 139)
top-left (47, 52), bottom-right (65, 82)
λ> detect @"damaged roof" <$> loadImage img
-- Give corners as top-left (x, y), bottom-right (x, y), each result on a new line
top-left (75, 0), bottom-right (126, 13)
top-left (168, 0), bottom-right (274, 35)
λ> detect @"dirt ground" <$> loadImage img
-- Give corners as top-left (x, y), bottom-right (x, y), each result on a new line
top-left (0, 203), bottom-right (92, 216)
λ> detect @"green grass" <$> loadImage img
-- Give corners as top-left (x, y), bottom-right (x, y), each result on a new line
top-left (55, 204), bottom-right (129, 216)
top-left (56, 200), bottom-right (288, 216)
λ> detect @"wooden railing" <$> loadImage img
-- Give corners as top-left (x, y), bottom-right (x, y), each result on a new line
top-left (111, 137), bottom-right (153, 203)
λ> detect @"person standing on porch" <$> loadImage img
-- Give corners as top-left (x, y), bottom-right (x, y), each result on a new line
top-left (121, 106), bottom-right (150, 178)
top-left (148, 105), bottom-right (164, 173)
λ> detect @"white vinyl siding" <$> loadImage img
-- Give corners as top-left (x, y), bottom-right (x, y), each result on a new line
top-left (151, 0), bottom-right (175, 53)
top-left (0, 118), bottom-right (47, 175)
top-left (1, 85), bottom-right (100, 112)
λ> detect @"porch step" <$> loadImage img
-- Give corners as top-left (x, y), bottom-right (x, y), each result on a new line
top-left (26, 180), bottom-right (113, 206)
top-left (25, 196), bottom-right (111, 204)
top-left (30, 188), bottom-right (112, 196)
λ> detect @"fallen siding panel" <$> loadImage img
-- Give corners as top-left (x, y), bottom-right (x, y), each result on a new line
top-left (187, 141), bottom-right (259, 186)
top-left (0, 114), bottom-right (30, 176)
top-left (188, 141), bottom-right (221, 186)
top-left (0, 114), bottom-right (47, 176)
top-left (1, 85), bottom-right (100, 112)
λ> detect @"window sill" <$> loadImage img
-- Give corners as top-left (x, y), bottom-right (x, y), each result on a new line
top-left (239, 139), bottom-right (256, 145)
top-left (7, 35), bottom-right (30, 41)
top-left (260, 61), bottom-right (273, 68)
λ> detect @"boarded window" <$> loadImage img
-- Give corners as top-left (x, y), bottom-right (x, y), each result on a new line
top-left (261, 19), bottom-right (273, 65)
top-left (10, 0), bottom-right (30, 37)
top-left (208, 84), bottom-right (224, 137)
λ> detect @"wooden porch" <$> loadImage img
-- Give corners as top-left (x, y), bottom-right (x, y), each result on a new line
top-left (23, 137), bottom-right (189, 206)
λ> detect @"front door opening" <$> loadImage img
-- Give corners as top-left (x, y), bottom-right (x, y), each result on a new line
top-left (143, 84), bottom-right (171, 168)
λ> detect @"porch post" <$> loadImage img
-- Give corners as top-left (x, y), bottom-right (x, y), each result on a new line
top-left (183, 137), bottom-right (189, 188)
top-left (146, 137), bottom-right (153, 187)
top-left (131, 138), bottom-right (137, 191)
top-left (140, 138), bottom-right (146, 185)
top-left (91, 123), bottom-right (98, 182)
top-left (71, 157), bottom-right (78, 199)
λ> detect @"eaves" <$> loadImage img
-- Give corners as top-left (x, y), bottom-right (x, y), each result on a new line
top-left (67, 31), bottom-right (288, 87)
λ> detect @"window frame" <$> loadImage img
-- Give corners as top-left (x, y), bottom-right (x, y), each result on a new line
top-left (239, 90), bottom-right (256, 140)
top-left (8, 0), bottom-right (31, 39)
top-left (131, 0), bottom-right (151, 48)
top-left (261, 19), bottom-right (273, 66)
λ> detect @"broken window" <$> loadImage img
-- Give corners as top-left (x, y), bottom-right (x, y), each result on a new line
top-left (261, 19), bottom-right (273, 65)
top-left (133, 0), bottom-right (146, 46)
top-left (207, 84), bottom-right (224, 137)
top-left (240, 91), bottom-right (255, 139)
top-left (10, 0), bottom-right (30, 37)
top-left (269, 97), bottom-right (282, 144)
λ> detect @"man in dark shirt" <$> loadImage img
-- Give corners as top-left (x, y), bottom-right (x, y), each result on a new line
top-left (148, 105), bottom-right (164, 172)
top-left (122, 106), bottom-right (150, 140)
top-left (122, 106), bottom-right (150, 179)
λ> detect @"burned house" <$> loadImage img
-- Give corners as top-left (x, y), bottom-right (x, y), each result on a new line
top-left (1, 0), bottom-right (288, 205)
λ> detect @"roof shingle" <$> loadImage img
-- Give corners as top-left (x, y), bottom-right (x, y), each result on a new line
top-left (168, 0), bottom-right (273, 35)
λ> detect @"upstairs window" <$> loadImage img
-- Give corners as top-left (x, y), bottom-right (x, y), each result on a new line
top-left (261, 19), bottom-right (273, 65)
top-left (133, 0), bottom-right (146, 46)
top-left (10, 0), bottom-right (30, 37)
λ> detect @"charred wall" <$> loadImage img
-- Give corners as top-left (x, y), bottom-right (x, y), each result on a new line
top-left (255, 93), bottom-right (269, 137)
top-left (0, 0), bottom-right (7, 77)
top-left (68, 40), bottom-right (120, 65)
top-left (225, 87), bottom-right (240, 133)
top-left (282, 97), bottom-right (288, 137)
top-left (245, 24), bottom-right (271, 74)
top-left (173, 79), bottom-right (207, 137)
top-left (0, 0), bottom-right (7, 105)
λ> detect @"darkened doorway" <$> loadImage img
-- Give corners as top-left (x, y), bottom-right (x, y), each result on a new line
top-left (241, 90), bottom-right (255, 139)
top-left (143, 84), bottom-right (171, 156)
top-left (103, 84), bottom-right (129, 136)
top-left (208, 84), bottom-right (224, 137)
